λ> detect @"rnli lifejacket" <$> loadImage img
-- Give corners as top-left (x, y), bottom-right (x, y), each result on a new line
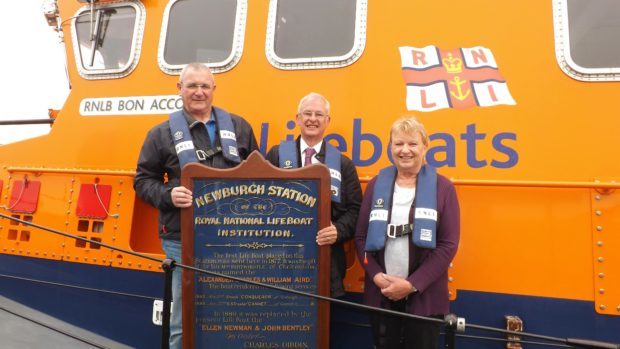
top-left (278, 140), bottom-right (342, 203)
top-left (365, 165), bottom-right (438, 251)
top-left (169, 107), bottom-right (241, 167)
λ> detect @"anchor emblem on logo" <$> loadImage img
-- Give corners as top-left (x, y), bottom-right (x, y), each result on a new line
top-left (449, 76), bottom-right (471, 101)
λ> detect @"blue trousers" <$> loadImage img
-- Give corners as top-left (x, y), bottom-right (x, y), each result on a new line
top-left (162, 239), bottom-right (182, 349)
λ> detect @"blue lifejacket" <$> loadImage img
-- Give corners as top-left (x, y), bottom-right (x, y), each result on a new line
top-left (278, 140), bottom-right (342, 203)
top-left (365, 164), bottom-right (438, 251)
top-left (169, 107), bottom-right (240, 168)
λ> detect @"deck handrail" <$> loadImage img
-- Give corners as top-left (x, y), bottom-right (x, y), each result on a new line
top-left (5, 167), bottom-right (619, 191)
top-left (0, 119), bottom-right (55, 126)
top-left (359, 175), bottom-right (620, 190)
top-left (6, 167), bottom-right (135, 176)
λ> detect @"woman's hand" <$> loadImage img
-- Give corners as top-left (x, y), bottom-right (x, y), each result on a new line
top-left (378, 274), bottom-right (415, 301)
top-left (373, 272), bottom-right (391, 289)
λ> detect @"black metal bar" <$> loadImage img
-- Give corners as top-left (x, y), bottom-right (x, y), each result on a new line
top-left (454, 333), bottom-right (572, 348)
top-left (0, 119), bottom-right (55, 126)
top-left (161, 259), bottom-right (175, 349)
top-left (567, 338), bottom-right (620, 349)
top-left (0, 273), bottom-right (155, 300)
top-left (466, 321), bottom-right (590, 345)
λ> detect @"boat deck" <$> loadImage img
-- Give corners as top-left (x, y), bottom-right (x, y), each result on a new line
top-left (0, 296), bottom-right (133, 349)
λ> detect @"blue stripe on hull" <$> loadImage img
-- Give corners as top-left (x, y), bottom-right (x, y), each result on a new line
top-left (451, 290), bottom-right (620, 348)
top-left (2, 254), bottom-right (618, 349)
top-left (0, 254), bottom-right (162, 348)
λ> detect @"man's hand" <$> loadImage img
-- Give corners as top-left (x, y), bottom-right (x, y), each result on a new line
top-left (316, 224), bottom-right (338, 246)
top-left (171, 186), bottom-right (193, 208)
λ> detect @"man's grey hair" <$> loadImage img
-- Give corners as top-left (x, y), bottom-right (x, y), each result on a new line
top-left (179, 62), bottom-right (215, 83)
top-left (297, 92), bottom-right (330, 115)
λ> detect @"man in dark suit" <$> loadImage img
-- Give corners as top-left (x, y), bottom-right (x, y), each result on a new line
top-left (265, 92), bottom-right (362, 297)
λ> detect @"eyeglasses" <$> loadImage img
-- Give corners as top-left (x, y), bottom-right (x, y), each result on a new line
top-left (300, 110), bottom-right (328, 120)
top-left (182, 83), bottom-right (213, 91)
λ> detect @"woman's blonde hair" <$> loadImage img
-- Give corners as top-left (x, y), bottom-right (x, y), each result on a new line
top-left (389, 116), bottom-right (430, 146)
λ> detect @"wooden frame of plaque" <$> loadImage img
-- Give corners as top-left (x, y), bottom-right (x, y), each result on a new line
top-left (181, 151), bottom-right (331, 349)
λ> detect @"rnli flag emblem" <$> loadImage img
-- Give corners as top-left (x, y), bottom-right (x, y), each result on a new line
top-left (399, 46), bottom-right (516, 112)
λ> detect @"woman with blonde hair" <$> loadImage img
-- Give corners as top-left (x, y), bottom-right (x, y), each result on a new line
top-left (355, 116), bottom-right (460, 348)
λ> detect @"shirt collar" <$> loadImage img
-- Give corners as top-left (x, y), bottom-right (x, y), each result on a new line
top-left (299, 138), bottom-right (322, 155)
top-left (206, 110), bottom-right (215, 124)
top-left (187, 109), bottom-right (215, 129)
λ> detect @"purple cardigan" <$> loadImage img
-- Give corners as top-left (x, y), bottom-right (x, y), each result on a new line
top-left (354, 172), bottom-right (460, 316)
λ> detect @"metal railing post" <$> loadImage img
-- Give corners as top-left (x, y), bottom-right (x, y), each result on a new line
top-left (444, 313), bottom-right (456, 349)
top-left (444, 313), bottom-right (465, 349)
top-left (161, 258), bottom-right (175, 349)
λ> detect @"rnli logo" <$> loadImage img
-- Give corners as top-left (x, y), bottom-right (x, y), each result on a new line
top-left (374, 198), bottom-right (384, 208)
top-left (284, 160), bottom-right (293, 169)
top-left (173, 131), bottom-right (183, 141)
top-left (399, 45), bottom-right (516, 111)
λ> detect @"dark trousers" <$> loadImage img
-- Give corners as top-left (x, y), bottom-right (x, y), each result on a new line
top-left (369, 299), bottom-right (441, 349)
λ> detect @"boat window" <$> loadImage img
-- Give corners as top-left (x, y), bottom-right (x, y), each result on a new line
top-left (159, 0), bottom-right (247, 74)
top-left (266, 0), bottom-right (367, 70)
top-left (554, 0), bottom-right (620, 81)
top-left (72, 1), bottom-right (145, 79)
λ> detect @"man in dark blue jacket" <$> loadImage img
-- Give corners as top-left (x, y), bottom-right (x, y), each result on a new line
top-left (134, 62), bottom-right (258, 349)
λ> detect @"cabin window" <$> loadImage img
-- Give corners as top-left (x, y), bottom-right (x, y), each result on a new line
top-left (72, 1), bottom-right (145, 79)
top-left (159, 0), bottom-right (247, 74)
top-left (266, 0), bottom-right (367, 70)
top-left (554, 0), bottom-right (620, 81)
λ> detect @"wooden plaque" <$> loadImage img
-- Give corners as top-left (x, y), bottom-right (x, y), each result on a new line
top-left (181, 151), bottom-right (331, 349)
